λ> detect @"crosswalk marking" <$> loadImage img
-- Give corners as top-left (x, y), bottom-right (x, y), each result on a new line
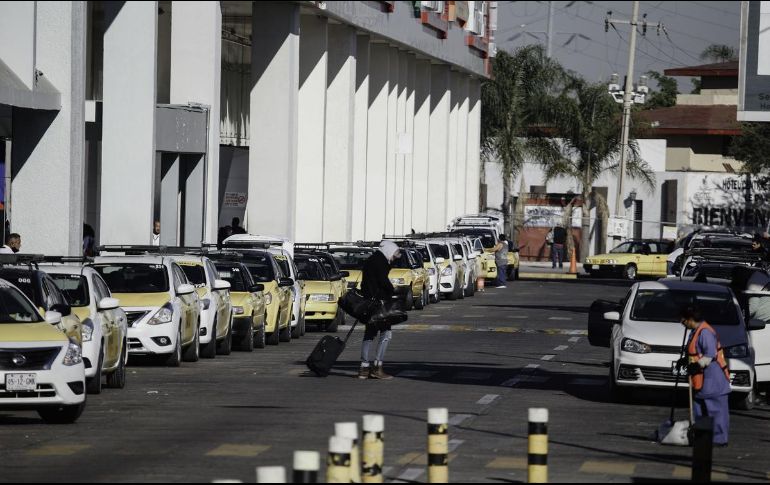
top-left (205, 444), bottom-right (270, 457)
top-left (569, 336), bottom-right (581, 343)
top-left (396, 452), bottom-right (423, 465)
top-left (541, 355), bottom-right (555, 361)
top-left (477, 394), bottom-right (499, 405)
top-left (448, 414), bottom-right (473, 426)
top-left (672, 466), bottom-right (728, 481)
top-left (485, 456), bottom-right (528, 470)
top-left (395, 468), bottom-right (424, 482)
top-left (553, 345), bottom-right (569, 351)
top-left (447, 439), bottom-right (465, 452)
top-left (579, 460), bottom-right (636, 475)
top-left (548, 316), bottom-right (573, 320)
top-left (524, 364), bottom-right (540, 370)
top-left (28, 445), bottom-right (91, 456)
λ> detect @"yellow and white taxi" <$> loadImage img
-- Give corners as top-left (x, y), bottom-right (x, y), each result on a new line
top-left (0, 280), bottom-right (86, 423)
top-left (213, 259), bottom-right (267, 351)
top-left (294, 253), bottom-right (347, 332)
top-left (328, 245), bottom-right (376, 291)
top-left (585, 240), bottom-right (675, 280)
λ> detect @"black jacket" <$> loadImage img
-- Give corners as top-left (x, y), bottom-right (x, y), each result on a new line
top-left (361, 251), bottom-right (394, 300)
top-left (553, 226), bottom-right (567, 245)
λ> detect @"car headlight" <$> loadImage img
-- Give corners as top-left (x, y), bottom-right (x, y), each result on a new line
top-left (233, 306), bottom-right (244, 315)
top-left (428, 267), bottom-right (436, 276)
top-left (63, 341), bottom-right (82, 366)
top-left (309, 294), bottom-right (335, 302)
top-left (264, 292), bottom-right (273, 306)
top-left (148, 304), bottom-right (174, 325)
top-left (622, 338), bottom-right (651, 354)
top-left (724, 344), bottom-right (749, 359)
top-left (606, 259), bottom-right (617, 265)
top-left (200, 298), bottom-right (211, 311)
top-left (441, 266), bottom-right (453, 276)
top-left (81, 321), bottom-right (94, 342)
top-left (390, 278), bottom-right (406, 285)
top-left (585, 258), bottom-right (591, 264)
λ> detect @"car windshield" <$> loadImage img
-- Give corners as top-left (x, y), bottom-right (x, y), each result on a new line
top-left (391, 251), bottom-right (412, 269)
top-left (631, 289), bottom-right (740, 325)
top-left (296, 257), bottom-right (328, 280)
top-left (430, 244), bottom-right (449, 259)
top-left (0, 271), bottom-right (36, 303)
top-left (452, 229), bottom-right (496, 248)
top-left (48, 274), bottom-right (89, 307)
top-left (215, 264), bottom-right (249, 292)
top-left (92, 264), bottom-right (170, 293)
top-left (329, 249), bottom-right (374, 270)
top-left (0, 283), bottom-right (43, 323)
top-left (238, 253), bottom-right (276, 282)
top-left (453, 244), bottom-right (465, 257)
top-left (179, 264), bottom-right (207, 287)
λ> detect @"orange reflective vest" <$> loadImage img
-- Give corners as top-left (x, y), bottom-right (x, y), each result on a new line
top-left (687, 321), bottom-right (730, 391)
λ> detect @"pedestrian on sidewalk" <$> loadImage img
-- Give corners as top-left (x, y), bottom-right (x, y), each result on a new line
top-left (358, 240), bottom-right (400, 380)
top-left (492, 234), bottom-right (509, 288)
top-left (552, 223), bottom-right (567, 269)
top-left (678, 305), bottom-right (731, 446)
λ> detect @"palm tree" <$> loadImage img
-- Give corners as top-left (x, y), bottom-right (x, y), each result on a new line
top-left (481, 45), bottom-right (568, 239)
top-left (700, 44), bottom-right (737, 63)
top-left (543, 81), bottom-right (656, 261)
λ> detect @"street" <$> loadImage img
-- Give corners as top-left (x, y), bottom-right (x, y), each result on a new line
top-left (0, 277), bottom-right (768, 483)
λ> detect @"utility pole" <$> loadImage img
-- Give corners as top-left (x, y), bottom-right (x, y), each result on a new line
top-left (546, 1), bottom-right (554, 58)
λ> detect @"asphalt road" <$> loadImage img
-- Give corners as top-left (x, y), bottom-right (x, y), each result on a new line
top-left (1, 277), bottom-right (769, 483)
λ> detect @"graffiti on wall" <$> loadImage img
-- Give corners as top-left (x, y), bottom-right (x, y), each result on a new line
top-left (524, 206), bottom-right (582, 228)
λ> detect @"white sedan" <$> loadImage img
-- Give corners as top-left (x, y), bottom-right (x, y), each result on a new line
top-left (589, 279), bottom-right (757, 409)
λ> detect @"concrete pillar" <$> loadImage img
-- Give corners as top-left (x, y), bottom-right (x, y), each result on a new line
top-left (182, 154), bottom-right (205, 246)
top-left (159, 154), bottom-right (179, 246)
top-left (384, 48), bottom-right (399, 237)
top-left (249, 2), bottom-right (299, 239)
top-left (455, 75), bottom-right (469, 215)
top-left (364, 43), bottom-right (389, 240)
top-left (323, 24), bottom-right (356, 242)
top-left (394, 52), bottom-right (408, 236)
top-left (403, 55), bottom-right (416, 234)
top-left (170, 0), bottom-right (222, 243)
top-left (11, 2), bottom-right (87, 255)
top-left (446, 72), bottom-right (460, 223)
top-left (101, 1), bottom-right (157, 245)
top-left (428, 64), bottom-right (450, 232)
top-left (351, 35), bottom-right (370, 241)
top-left (296, 14), bottom-right (328, 242)
top-left (411, 60), bottom-right (431, 232)
top-left (466, 78), bottom-right (482, 213)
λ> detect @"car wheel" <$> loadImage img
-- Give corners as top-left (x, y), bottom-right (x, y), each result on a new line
top-left (239, 319), bottom-right (255, 352)
top-left (300, 313), bottom-right (306, 336)
top-left (106, 342), bottom-right (127, 389)
top-left (38, 402), bottom-right (86, 424)
top-left (165, 327), bottom-right (182, 367)
top-left (217, 321), bottom-right (233, 355)
top-left (457, 279), bottom-right (465, 300)
top-left (463, 277), bottom-right (474, 297)
top-left (291, 315), bottom-right (302, 339)
top-left (182, 325), bottom-right (200, 362)
top-left (405, 289), bottom-right (414, 310)
top-left (254, 317), bottom-right (267, 349)
top-left (430, 293), bottom-right (439, 304)
top-left (266, 329), bottom-right (280, 346)
top-left (447, 279), bottom-right (459, 301)
top-left (279, 322), bottom-right (292, 342)
top-left (86, 348), bottom-right (103, 395)
top-left (414, 289), bottom-right (425, 310)
top-left (624, 264), bottom-right (638, 280)
top-left (730, 380), bottom-right (756, 411)
top-left (201, 320), bottom-right (217, 359)
top-left (327, 311), bottom-right (342, 333)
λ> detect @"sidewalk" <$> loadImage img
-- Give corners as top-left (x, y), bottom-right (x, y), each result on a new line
top-left (518, 261), bottom-right (586, 280)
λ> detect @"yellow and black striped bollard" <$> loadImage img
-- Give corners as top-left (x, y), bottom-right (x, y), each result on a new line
top-left (427, 408), bottom-right (449, 483)
top-left (335, 422), bottom-right (361, 483)
top-left (528, 408), bottom-right (548, 483)
top-left (362, 414), bottom-right (385, 483)
top-left (293, 451), bottom-right (320, 483)
top-left (327, 436), bottom-right (353, 483)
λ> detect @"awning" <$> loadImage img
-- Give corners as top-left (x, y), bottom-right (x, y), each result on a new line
top-left (0, 57), bottom-right (60, 111)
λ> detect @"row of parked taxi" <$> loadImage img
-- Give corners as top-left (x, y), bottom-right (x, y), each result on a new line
top-left (0, 214), bottom-right (517, 423)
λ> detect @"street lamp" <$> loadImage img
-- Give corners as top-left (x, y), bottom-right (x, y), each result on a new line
top-left (608, 73), bottom-right (648, 105)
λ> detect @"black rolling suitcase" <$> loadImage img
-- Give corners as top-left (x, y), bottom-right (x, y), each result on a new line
top-left (305, 320), bottom-right (359, 377)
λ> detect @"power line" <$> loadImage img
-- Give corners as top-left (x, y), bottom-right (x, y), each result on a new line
top-left (683, 1), bottom-right (740, 17)
top-left (643, 2), bottom-right (739, 31)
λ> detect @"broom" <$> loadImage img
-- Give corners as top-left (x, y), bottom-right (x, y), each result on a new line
top-left (656, 326), bottom-right (692, 446)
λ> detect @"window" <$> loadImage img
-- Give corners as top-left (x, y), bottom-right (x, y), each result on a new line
top-left (45, 280), bottom-right (68, 307)
top-left (179, 264), bottom-right (207, 288)
top-left (430, 244), bottom-right (450, 259)
top-left (329, 249), bottom-right (375, 270)
top-left (49, 274), bottom-right (90, 307)
top-left (241, 253), bottom-right (277, 283)
top-left (92, 274), bottom-right (112, 301)
top-left (215, 263), bottom-right (249, 292)
top-left (93, 264), bottom-right (171, 293)
top-left (295, 257), bottom-right (328, 281)
top-left (274, 257), bottom-right (291, 279)
top-left (0, 284), bottom-right (43, 323)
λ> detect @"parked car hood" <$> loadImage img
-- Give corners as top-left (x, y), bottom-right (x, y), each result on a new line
top-left (0, 322), bottom-right (69, 342)
top-left (623, 319), bottom-right (747, 348)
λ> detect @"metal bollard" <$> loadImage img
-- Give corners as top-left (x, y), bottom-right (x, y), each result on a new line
top-left (692, 416), bottom-right (714, 483)
top-left (427, 408), bottom-right (449, 483)
top-left (335, 422), bottom-right (362, 483)
top-left (362, 414), bottom-right (385, 483)
top-left (327, 436), bottom-right (353, 483)
top-left (528, 408), bottom-right (548, 483)
top-left (293, 451), bottom-right (321, 483)
top-left (256, 466), bottom-right (286, 483)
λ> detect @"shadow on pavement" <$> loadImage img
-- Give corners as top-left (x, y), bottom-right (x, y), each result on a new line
top-left (0, 414), bottom-right (44, 425)
top-left (470, 303), bottom-right (591, 314)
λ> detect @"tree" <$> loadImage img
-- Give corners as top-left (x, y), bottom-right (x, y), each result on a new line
top-left (481, 45), bottom-right (568, 239)
top-left (543, 81), bottom-right (656, 261)
top-left (644, 71), bottom-right (678, 110)
top-left (700, 44), bottom-right (737, 63)
top-left (730, 122), bottom-right (770, 174)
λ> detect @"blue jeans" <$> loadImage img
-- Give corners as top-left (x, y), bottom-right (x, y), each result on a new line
top-left (495, 263), bottom-right (507, 286)
top-left (552, 244), bottom-right (564, 268)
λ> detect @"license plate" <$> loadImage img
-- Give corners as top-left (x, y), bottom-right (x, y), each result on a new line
top-left (592, 265), bottom-right (600, 270)
top-left (5, 373), bottom-right (36, 391)
top-left (671, 361), bottom-right (687, 377)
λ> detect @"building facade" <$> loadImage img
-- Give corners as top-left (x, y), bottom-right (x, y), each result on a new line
top-left (0, 1), bottom-right (495, 255)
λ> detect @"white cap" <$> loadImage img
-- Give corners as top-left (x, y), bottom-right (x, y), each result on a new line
top-left (363, 414), bottom-right (384, 432)
top-left (528, 408), bottom-right (549, 423)
top-left (256, 466), bottom-right (286, 483)
top-left (335, 422), bottom-right (358, 440)
top-left (329, 436), bottom-right (353, 454)
top-left (293, 451), bottom-right (321, 471)
top-left (428, 408), bottom-right (449, 425)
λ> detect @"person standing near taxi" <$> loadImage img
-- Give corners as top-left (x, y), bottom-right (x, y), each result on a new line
top-left (679, 306), bottom-right (731, 446)
top-left (492, 234), bottom-right (509, 288)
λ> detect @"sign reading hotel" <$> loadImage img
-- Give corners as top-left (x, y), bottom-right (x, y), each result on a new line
top-left (687, 173), bottom-right (770, 228)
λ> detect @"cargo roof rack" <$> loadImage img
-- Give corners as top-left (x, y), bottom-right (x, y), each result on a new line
top-left (220, 240), bottom-right (277, 250)
top-left (40, 256), bottom-right (94, 264)
top-left (294, 243), bottom-right (331, 251)
top-left (0, 254), bottom-right (46, 269)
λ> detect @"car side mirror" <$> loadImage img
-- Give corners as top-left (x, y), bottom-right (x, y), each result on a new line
top-left (213, 279), bottom-right (231, 291)
top-left (603, 311), bottom-right (621, 322)
top-left (435, 257), bottom-right (445, 264)
top-left (340, 271), bottom-right (350, 278)
top-left (749, 318), bottom-right (767, 331)
top-left (45, 311), bottom-right (63, 325)
top-left (249, 284), bottom-right (265, 293)
top-left (176, 283), bottom-right (195, 296)
top-left (278, 277), bottom-right (294, 287)
top-left (50, 303), bottom-right (72, 317)
top-left (97, 297), bottom-right (120, 311)
top-left (330, 273), bottom-right (342, 282)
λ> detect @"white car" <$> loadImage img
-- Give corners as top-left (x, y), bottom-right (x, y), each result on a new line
top-left (167, 254), bottom-right (233, 358)
top-left (41, 264), bottom-right (128, 394)
top-left (0, 280), bottom-right (86, 423)
top-left (92, 254), bottom-right (201, 366)
top-left (424, 239), bottom-right (465, 300)
top-left (414, 242), bottom-right (441, 303)
top-left (446, 236), bottom-right (478, 297)
top-left (590, 279), bottom-right (756, 409)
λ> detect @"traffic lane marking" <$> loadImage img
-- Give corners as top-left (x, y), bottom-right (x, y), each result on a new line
top-left (206, 444), bottom-right (270, 457)
top-left (548, 317), bottom-right (573, 321)
top-left (395, 467), bottom-right (424, 482)
top-left (672, 465), bottom-right (728, 481)
top-left (569, 337), bottom-right (581, 343)
top-left (485, 456), bottom-right (528, 470)
top-left (553, 345), bottom-right (569, 351)
top-left (28, 445), bottom-right (92, 456)
top-left (476, 394), bottom-right (499, 405)
top-left (579, 460), bottom-right (636, 476)
top-left (449, 414), bottom-right (473, 426)
top-left (541, 355), bottom-right (555, 361)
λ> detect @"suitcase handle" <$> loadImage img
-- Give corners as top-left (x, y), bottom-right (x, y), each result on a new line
top-left (343, 319), bottom-right (359, 343)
